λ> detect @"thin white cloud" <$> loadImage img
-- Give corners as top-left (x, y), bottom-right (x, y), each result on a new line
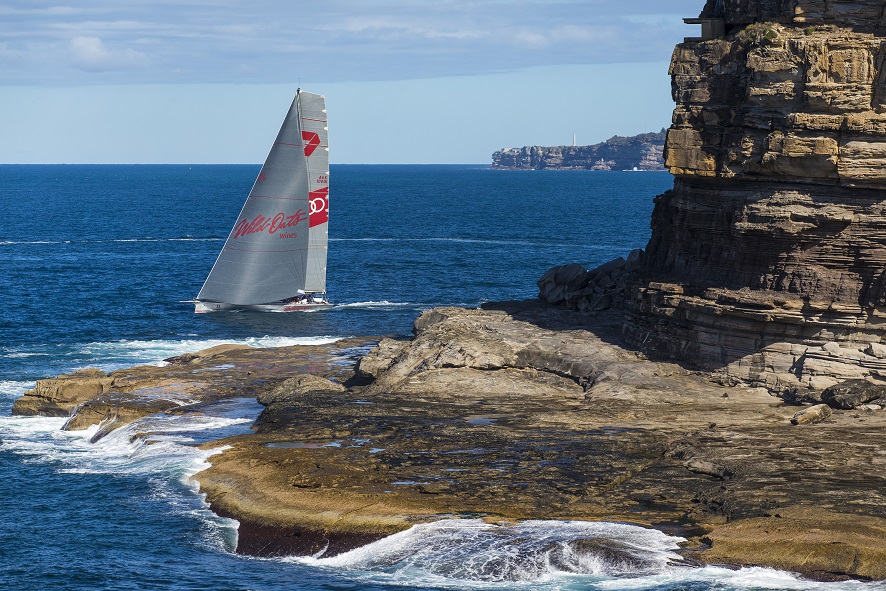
top-left (52, 20), bottom-right (151, 31)
top-left (0, 0), bottom-right (703, 85)
top-left (0, 5), bottom-right (80, 16)
top-left (69, 35), bottom-right (148, 71)
top-left (332, 17), bottom-right (486, 40)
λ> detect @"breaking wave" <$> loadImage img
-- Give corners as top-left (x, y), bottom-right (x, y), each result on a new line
top-left (285, 519), bottom-right (886, 591)
top-left (294, 519), bottom-right (685, 584)
top-left (288, 519), bottom-right (886, 590)
top-left (0, 390), bottom-right (258, 478)
top-left (0, 391), bottom-right (258, 553)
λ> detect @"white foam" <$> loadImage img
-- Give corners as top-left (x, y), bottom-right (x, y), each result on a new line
top-left (0, 380), bottom-right (34, 397)
top-left (0, 380), bottom-right (34, 416)
top-left (334, 301), bottom-right (421, 309)
top-left (0, 240), bottom-right (63, 245)
top-left (72, 335), bottom-right (344, 370)
top-left (0, 394), bottom-right (253, 554)
top-left (0, 410), bottom-right (244, 477)
top-left (2, 336), bottom-right (350, 378)
top-left (597, 565), bottom-right (886, 591)
top-left (0, 390), bottom-right (260, 476)
top-left (291, 519), bottom-right (684, 585)
top-left (284, 519), bottom-right (886, 590)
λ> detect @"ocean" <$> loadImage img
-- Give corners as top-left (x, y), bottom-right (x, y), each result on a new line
top-left (1, 164), bottom-right (882, 591)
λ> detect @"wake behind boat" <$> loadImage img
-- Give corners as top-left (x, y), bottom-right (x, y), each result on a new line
top-left (193, 89), bottom-right (331, 313)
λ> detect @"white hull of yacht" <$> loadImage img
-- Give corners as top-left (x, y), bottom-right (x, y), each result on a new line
top-left (194, 298), bottom-right (332, 313)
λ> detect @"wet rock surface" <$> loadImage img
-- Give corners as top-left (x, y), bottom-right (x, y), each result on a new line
top-left (189, 302), bottom-right (886, 580)
top-left (13, 339), bottom-right (377, 438)
top-left (14, 302), bottom-right (886, 579)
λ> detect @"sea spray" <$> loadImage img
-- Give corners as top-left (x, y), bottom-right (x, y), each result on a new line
top-left (596, 566), bottom-right (886, 591)
top-left (294, 519), bottom-right (686, 584)
top-left (0, 391), bottom-right (253, 555)
top-left (1, 335), bottom-right (345, 379)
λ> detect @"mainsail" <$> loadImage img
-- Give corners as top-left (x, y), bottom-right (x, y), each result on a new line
top-left (197, 90), bottom-right (329, 306)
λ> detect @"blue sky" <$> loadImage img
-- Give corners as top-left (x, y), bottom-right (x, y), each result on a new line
top-left (0, 0), bottom-right (703, 163)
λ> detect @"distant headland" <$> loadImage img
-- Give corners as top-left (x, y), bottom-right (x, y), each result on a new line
top-left (491, 130), bottom-right (666, 171)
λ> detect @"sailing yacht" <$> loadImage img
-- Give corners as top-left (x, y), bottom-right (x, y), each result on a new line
top-left (192, 89), bottom-right (331, 313)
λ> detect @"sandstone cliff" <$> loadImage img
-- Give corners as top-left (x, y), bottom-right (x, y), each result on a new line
top-left (614, 0), bottom-right (886, 391)
top-left (492, 131), bottom-right (666, 171)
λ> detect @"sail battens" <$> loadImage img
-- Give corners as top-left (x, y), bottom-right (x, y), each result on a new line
top-left (196, 89), bottom-right (329, 308)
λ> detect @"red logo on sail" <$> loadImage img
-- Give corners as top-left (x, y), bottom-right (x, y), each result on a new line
top-left (309, 187), bottom-right (328, 227)
top-left (257, 172), bottom-right (267, 182)
top-left (302, 131), bottom-right (320, 156)
top-left (232, 211), bottom-right (307, 239)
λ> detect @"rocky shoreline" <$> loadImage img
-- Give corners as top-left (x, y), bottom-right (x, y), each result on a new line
top-left (15, 300), bottom-right (886, 581)
top-left (15, 0), bottom-right (886, 581)
top-left (492, 131), bottom-right (666, 171)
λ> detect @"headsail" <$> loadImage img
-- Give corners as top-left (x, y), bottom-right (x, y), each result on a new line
top-left (197, 90), bottom-right (329, 306)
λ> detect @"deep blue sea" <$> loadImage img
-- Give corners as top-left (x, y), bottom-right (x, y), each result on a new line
top-left (1, 165), bottom-right (881, 591)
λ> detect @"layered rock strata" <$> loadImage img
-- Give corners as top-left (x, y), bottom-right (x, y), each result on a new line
top-left (622, 0), bottom-right (886, 389)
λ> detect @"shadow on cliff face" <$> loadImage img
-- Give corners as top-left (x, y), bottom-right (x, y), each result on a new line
top-left (515, 185), bottom-right (886, 392)
top-left (642, 178), bottom-right (886, 307)
top-left (618, 175), bottom-right (886, 388)
top-left (480, 299), bottom-right (626, 342)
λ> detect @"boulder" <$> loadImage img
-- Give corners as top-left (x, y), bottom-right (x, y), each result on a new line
top-left (257, 375), bottom-right (345, 406)
top-left (821, 380), bottom-right (886, 410)
top-left (684, 458), bottom-right (733, 480)
top-left (587, 257), bottom-right (626, 280)
top-left (865, 343), bottom-right (886, 359)
top-left (538, 257), bottom-right (632, 311)
top-left (790, 404), bottom-right (832, 425)
top-left (537, 263), bottom-right (592, 304)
